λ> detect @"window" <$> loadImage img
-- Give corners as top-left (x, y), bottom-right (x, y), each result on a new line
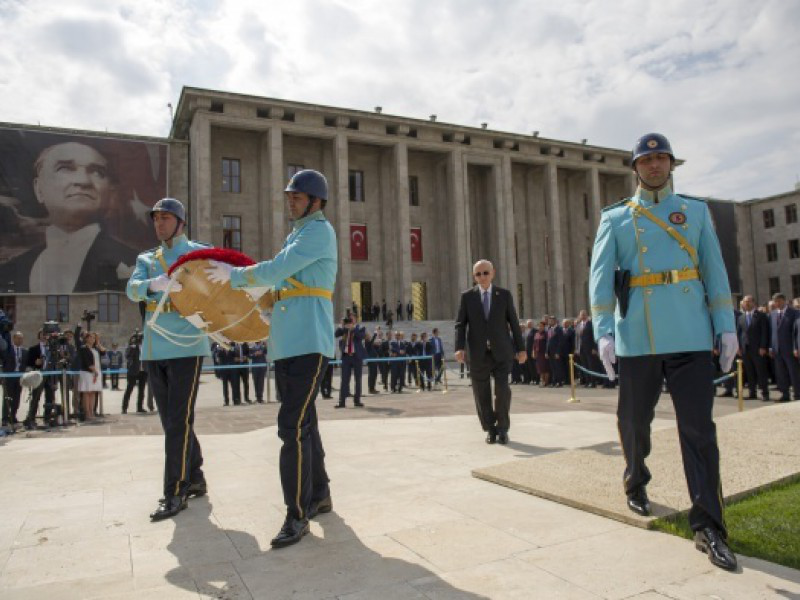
top-left (98, 293), bottom-right (120, 322)
top-left (409, 175), bottom-right (419, 206)
top-left (763, 209), bottom-right (775, 229)
top-left (46, 295), bottom-right (69, 323)
top-left (287, 164), bottom-right (304, 180)
top-left (768, 277), bottom-right (781, 297)
top-left (222, 216), bottom-right (242, 251)
top-left (789, 239), bottom-right (800, 259)
top-left (222, 158), bottom-right (241, 193)
top-left (766, 243), bottom-right (778, 262)
top-left (793, 275), bottom-right (800, 299)
top-left (349, 170), bottom-right (364, 202)
top-left (786, 204), bottom-right (798, 224)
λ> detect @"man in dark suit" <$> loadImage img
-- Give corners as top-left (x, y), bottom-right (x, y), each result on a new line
top-left (559, 319), bottom-right (575, 386)
top-left (575, 311), bottom-right (600, 387)
top-left (233, 343), bottom-right (252, 404)
top-left (3, 331), bottom-right (26, 426)
top-left (524, 320), bottom-right (537, 385)
top-left (217, 345), bottom-right (241, 406)
top-left (455, 260), bottom-right (526, 444)
top-left (23, 330), bottom-right (57, 428)
top-left (335, 316), bottom-right (366, 407)
top-left (0, 141), bottom-right (139, 293)
top-left (769, 293), bottom-right (800, 402)
top-left (430, 328), bottom-right (445, 385)
top-left (545, 317), bottom-right (564, 387)
top-left (389, 331), bottom-right (407, 393)
top-left (250, 340), bottom-right (268, 403)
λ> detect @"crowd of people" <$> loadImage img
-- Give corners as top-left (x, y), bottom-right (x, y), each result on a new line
top-left (347, 299), bottom-right (415, 327)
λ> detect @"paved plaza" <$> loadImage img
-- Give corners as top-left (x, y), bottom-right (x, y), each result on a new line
top-left (1, 371), bottom-right (798, 599)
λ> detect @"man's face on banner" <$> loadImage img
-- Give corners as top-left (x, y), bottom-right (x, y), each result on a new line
top-left (34, 142), bottom-right (112, 231)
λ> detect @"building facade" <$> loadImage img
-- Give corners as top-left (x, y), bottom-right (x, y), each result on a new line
top-left (736, 187), bottom-right (800, 302)
top-left (3, 87), bottom-right (791, 346)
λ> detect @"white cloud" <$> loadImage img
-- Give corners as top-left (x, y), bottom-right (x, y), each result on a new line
top-left (0, 0), bottom-right (797, 199)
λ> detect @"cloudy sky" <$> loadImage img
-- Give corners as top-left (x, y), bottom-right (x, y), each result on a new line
top-left (1, 0), bottom-right (797, 200)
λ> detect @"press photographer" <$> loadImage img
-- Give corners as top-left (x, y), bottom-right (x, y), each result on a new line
top-left (23, 322), bottom-right (70, 428)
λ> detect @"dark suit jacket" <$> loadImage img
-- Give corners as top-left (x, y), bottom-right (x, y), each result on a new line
top-left (737, 310), bottom-right (769, 353)
top-left (455, 285), bottom-right (524, 365)
top-left (770, 306), bottom-right (799, 356)
top-left (577, 320), bottom-right (596, 355)
top-left (559, 327), bottom-right (575, 356)
top-left (335, 325), bottom-right (367, 360)
top-left (545, 326), bottom-right (563, 357)
top-left (3, 344), bottom-right (27, 372)
top-left (27, 343), bottom-right (49, 370)
top-left (0, 230), bottom-right (139, 293)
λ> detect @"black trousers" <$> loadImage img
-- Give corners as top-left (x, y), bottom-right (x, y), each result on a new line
top-left (238, 367), bottom-right (250, 401)
top-left (470, 349), bottom-right (512, 433)
top-left (741, 350), bottom-right (769, 398)
top-left (3, 378), bottom-right (22, 424)
top-left (419, 358), bottom-right (433, 390)
top-left (434, 354), bottom-right (443, 383)
top-left (339, 355), bottom-right (363, 405)
top-left (320, 363), bottom-right (333, 397)
top-left (26, 378), bottom-right (56, 424)
top-left (122, 372), bottom-right (147, 412)
top-left (252, 365), bottom-right (267, 401)
top-left (391, 359), bottom-right (405, 391)
top-left (618, 352), bottom-right (725, 535)
top-left (110, 373), bottom-right (120, 389)
top-left (274, 353), bottom-right (330, 520)
top-left (379, 360), bottom-right (390, 388)
top-left (146, 356), bottom-right (204, 499)
top-left (774, 351), bottom-right (800, 400)
top-left (222, 372), bottom-right (241, 405)
top-left (367, 360), bottom-right (379, 391)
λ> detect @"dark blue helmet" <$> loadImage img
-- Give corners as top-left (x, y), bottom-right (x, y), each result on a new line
top-left (285, 169), bottom-right (328, 201)
top-left (632, 133), bottom-right (674, 165)
top-left (149, 197), bottom-right (186, 222)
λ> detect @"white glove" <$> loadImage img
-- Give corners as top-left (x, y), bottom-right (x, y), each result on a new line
top-left (206, 260), bottom-right (233, 285)
top-left (598, 335), bottom-right (616, 382)
top-left (719, 332), bottom-right (739, 373)
top-left (149, 274), bottom-right (182, 293)
top-left (244, 286), bottom-right (270, 301)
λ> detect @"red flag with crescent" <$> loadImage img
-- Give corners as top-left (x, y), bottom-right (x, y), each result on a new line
top-left (410, 227), bottom-right (423, 262)
top-left (350, 224), bottom-right (368, 260)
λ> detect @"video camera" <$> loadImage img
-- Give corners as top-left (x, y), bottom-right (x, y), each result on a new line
top-left (42, 321), bottom-right (72, 369)
top-left (129, 329), bottom-right (143, 345)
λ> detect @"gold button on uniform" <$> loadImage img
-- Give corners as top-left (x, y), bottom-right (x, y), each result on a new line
top-left (281, 306), bottom-right (287, 311)
top-left (641, 246), bottom-right (648, 253)
top-left (644, 267), bottom-right (651, 273)
top-left (646, 288), bottom-right (653, 295)
top-left (681, 204), bottom-right (688, 210)
top-left (638, 228), bottom-right (645, 233)
top-left (683, 287), bottom-right (690, 293)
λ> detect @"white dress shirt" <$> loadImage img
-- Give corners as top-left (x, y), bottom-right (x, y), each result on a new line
top-left (30, 223), bottom-right (101, 293)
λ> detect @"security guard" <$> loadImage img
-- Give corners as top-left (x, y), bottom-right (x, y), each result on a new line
top-left (206, 169), bottom-right (336, 548)
top-left (589, 133), bottom-right (738, 571)
top-left (126, 198), bottom-right (211, 521)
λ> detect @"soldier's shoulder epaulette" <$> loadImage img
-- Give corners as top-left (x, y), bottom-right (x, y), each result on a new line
top-left (601, 198), bottom-right (630, 213)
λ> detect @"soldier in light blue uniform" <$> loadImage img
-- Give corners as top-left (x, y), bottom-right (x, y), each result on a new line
top-left (589, 133), bottom-right (738, 571)
top-left (126, 198), bottom-right (211, 521)
top-left (206, 169), bottom-right (336, 549)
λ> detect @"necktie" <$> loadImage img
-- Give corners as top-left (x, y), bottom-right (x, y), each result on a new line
top-left (347, 331), bottom-right (354, 354)
top-left (482, 291), bottom-right (490, 319)
top-left (746, 312), bottom-right (751, 328)
top-left (778, 311), bottom-right (783, 326)
top-left (16, 346), bottom-right (21, 371)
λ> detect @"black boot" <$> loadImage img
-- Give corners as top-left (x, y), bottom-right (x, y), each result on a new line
top-left (270, 515), bottom-right (309, 548)
top-left (150, 495), bottom-right (187, 521)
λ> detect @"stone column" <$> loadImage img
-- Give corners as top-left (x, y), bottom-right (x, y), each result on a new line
top-left (545, 161), bottom-right (566, 317)
top-left (267, 125), bottom-right (284, 257)
top-left (188, 112), bottom-right (212, 243)
top-left (394, 141), bottom-right (412, 309)
top-left (587, 167), bottom-right (602, 232)
top-left (499, 155), bottom-right (517, 293)
top-left (333, 132), bottom-right (352, 313)
top-left (628, 172), bottom-right (638, 195)
top-left (448, 148), bottom-right (469, 302)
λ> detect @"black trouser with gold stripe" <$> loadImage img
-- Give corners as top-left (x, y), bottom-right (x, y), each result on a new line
top-left (274, 353), bottom-right (330, 520)
top-left (618, 352), bottom-right (725, 536)
top-left (146, 356), bottom-right (204, 499)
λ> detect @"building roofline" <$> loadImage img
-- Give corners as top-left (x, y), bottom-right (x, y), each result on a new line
top-left (0, 121), bottom-right (174, 144)
top-left (737, 188), bottom-right (800, 205)
top-left (172, 85), bottom-right (633, 157)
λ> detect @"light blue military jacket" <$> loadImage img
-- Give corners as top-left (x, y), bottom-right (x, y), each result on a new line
top-left (230, 211), bottom-right (337, 361)
top-left (126, 235), bottom-right (212, 361)
top-left (589, 185), bottom-right (735, 357)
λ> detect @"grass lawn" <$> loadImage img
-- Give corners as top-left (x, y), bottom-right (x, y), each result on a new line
top-left (652, 476), bottom-right (800, 570)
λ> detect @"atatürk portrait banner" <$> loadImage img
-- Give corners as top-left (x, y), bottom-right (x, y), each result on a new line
top-left (0, 126), bottom-right (168, 294)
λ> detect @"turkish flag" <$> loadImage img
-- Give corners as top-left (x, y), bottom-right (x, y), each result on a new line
top-left (410, 227), bottom-right (423, 263)
top-left (350, 224), bottom-right (368, 261)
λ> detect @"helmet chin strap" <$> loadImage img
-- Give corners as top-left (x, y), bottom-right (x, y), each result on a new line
top-left (298, 197), bottom-right (315, 220)
top-left (636, 171), bottom-right (672, 192)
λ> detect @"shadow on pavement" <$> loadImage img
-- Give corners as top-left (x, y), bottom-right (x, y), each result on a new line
top-left (166, 500), bottom-right (491, 599)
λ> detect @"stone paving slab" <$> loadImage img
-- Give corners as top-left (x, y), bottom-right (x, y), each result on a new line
top-left (1, 409), bottom-right (798, 598)
top-left (473, 402), bottom-right (800, 527)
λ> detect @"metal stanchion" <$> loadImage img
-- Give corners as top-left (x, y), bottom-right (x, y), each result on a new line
top-left (266, 362), bottom-right (272, 403)
top-left (567, 354), bottom-right (579, 403)
top-left (737, 359), bottom-right (744, 413)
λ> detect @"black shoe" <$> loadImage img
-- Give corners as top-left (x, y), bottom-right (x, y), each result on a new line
top-left (257, 399), bottom-right (265, 404)
top-left (136, 409), bottom-right (147, 413)
top-left (322, 395), bottom-right (332, 399)
top-left (122, 410), bottom-right (127, 415)
top-left (150, 495), bottom-right (187, 521)
top-left (695, 527), bottom-right (737, 571)
top-left (308, 496), bottom-right (333, 519)
top-left (354, 402), bottom-right (365, 407)
top-left (779, 396), bottom-right (791, 403)
top-left (761, 396), bottom-right (770, 402)
top-left (245, 398), bottom-right (253, 404)
top-left (626, 488), bottom-right (651, 516)
top-left (270, 516), bottom-right (309, 548)
top-left (334, 403), bottom-right (346, 409)
top-left (187, 481), bottom-right (208, 498)
top-left (497, 432), bottom-right (509, 445)
top-left (224, 402), bottom-right (230, 406)
top-left (485, 431), bottom-right (497, 444)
